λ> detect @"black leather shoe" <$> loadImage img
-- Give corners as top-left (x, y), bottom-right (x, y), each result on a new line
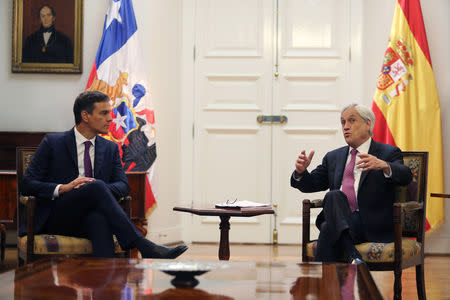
top-left (138, 241), bottom-right (188, 259)
top-left (165, 244), bottom-right (188, 259)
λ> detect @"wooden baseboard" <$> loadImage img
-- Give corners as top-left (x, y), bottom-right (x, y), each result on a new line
top-left (425, 253), bottom-right (450, 257)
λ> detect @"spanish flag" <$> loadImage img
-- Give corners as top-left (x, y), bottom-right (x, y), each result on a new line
top-left (372, 0), bottom-right (444, 231)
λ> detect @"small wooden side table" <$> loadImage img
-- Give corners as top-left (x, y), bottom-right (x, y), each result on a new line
top-left (173, 206), bottom-right (274, 260)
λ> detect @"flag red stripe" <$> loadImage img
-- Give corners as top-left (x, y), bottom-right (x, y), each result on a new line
top-left (136, 109), bottom-right (155, 124)
top-left (145, 176), bottom-right (156, 211)
top-left (397, 0), bottom-right (432, 66)
top-left (86, 63), bottom-right (98, 89)
top-left (371, 102), bottom-right (397, 146)
top-left (126, 162), bottom-right (136, 172)
top-left (425, 219), bottom-right (431, 231)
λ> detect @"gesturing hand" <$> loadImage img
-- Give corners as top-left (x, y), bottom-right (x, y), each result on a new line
top-left (295, 150), bottom-right (315, 175)
top-left (59, 177), bottom-right (95, 195)
top-left (356, 153), bottom-right (390, 174)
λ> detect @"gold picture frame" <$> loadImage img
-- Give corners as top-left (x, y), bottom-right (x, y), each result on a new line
top-left (12, 0), bottom-right (83, 73)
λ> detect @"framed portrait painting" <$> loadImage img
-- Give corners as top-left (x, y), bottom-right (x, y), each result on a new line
top-left (12, 0), bottom-right (83, 73)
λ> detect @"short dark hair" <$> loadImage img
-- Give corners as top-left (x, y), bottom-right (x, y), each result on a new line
top-left (38, 5), bottom-right (56, 18)
top-left (73, 91), bottom-right (109, 125)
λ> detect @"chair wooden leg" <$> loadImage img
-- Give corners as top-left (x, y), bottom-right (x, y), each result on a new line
top-left (0, 224), bottom-right (5, 262)
top-left (18, 255), bottom-right (24, 267)
top-left (302, 200), bottom-right (311, 262)
top-left (394, 269), bottom-right (402, 300)
top-left (416, 264), bottom-right (426, 300)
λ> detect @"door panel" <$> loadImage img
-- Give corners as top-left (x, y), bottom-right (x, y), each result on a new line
top-left (202, 0), bottom-right (263, 57)
top-left (192, 0), bottom-right (274, 243)
top-left (273, 0), bottom-right (350, 243)
top-left (192, 0), bottom-right (354, 244)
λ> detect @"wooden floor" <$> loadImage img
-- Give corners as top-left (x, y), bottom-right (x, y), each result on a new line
top-left (1, 243), bottom-right (449, 300)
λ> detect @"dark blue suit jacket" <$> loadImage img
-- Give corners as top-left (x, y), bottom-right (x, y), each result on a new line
top-left (291, 140), bottom-right (412, 242)
top-left (20, 128), bottom-right (129, 236)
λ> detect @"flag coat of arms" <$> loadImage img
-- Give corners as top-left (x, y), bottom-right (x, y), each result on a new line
top-left (372, 0), bottom-right (444, 231)
top-left (86, 0), bottom-right (157, 216)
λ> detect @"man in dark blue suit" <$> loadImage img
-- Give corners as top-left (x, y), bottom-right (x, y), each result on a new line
top-left (291, 104), bottom-right (412, 263)
top-left (21, 91), bottom-right (187, 258)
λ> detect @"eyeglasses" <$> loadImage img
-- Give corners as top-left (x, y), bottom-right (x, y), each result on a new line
top-left (226, 198), bottom-right (237, 205)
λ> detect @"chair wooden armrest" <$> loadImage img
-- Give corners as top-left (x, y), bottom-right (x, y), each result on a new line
top-left (302, 199), bottom-right (323, 262)
top-left (19, 195), bottom-right (31, 205)
top-left (309, 199), bottom-right (324, 208)
top-left (430, 193), bottom-right (450, 199)
top-left (394, 201), bottom-right (423, 212)
top-left (302, 200), bottom-right (311, 262)
top-left (392, 204), bottom-right (403, 269)
top-left (25, 196), bottom-right (36, 261)
top-left (120, 196), bottom-right (132, 217)
top-left (392, 200), bottom-right (425, 268)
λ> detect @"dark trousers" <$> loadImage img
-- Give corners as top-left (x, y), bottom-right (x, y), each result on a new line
top-left (314, 190), bottom-right (365, 262)
top-left (42, 180), bottom-right (143, 257)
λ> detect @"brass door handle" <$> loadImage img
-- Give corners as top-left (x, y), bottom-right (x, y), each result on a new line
top-left (257, 115), bottom-right (288, 124)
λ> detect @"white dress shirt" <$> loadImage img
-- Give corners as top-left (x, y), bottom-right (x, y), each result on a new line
top-left (43, 32), bottom-right (52, 45)
top-left (342, 137), bottom-right (371, 196)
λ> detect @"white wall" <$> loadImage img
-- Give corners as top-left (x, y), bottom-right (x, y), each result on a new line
top-left (0, 0), bottom-right (449, 252)
top-left (0, 0), bottom-right (184, 244)
top-left (140, 0), bottom-right (184, 244)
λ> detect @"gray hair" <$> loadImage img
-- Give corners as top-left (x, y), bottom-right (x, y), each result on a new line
top-left (341, 103), bottom-right (375, 136)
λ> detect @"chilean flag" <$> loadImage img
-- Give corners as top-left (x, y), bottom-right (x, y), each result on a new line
top-left (86, 0), bottom-right (157, 216)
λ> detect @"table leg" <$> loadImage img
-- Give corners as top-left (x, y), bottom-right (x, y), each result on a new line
top-left (218, 216), bottom-right (230, 260)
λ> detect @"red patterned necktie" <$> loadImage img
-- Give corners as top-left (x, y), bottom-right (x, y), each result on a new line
top-left (84, 141), bottom-right (93, 178)
top-left (342, 148), bottom-right (358, 212)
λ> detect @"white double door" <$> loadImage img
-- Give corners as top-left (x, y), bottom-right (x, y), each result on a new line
top-left (190, 0), bottom-right (361, 244)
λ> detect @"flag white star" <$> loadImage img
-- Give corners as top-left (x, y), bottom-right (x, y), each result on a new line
top-left (105, 0), bottom-right (122, 29)
top-left (113, 111), bottom-right (128, 129)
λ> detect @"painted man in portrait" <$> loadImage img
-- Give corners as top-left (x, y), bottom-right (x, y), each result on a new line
top-left (22, 4), bottom-right (73, 63)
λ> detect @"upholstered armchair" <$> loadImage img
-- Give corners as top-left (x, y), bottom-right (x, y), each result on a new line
top-left (16, 147), bottom-right (131, 266)
top-left (301, 151), bottom-right (428, 300)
